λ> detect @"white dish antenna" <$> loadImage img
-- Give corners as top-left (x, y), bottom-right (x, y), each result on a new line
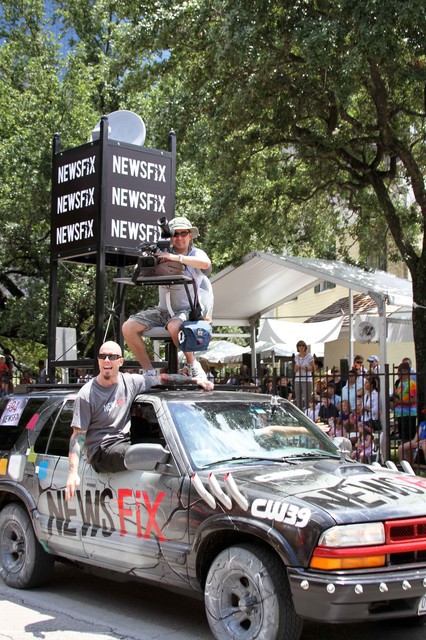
top-left (90, 110), bottom-right (146, 146)
top-left (353, 320), bottom-right (377, 343)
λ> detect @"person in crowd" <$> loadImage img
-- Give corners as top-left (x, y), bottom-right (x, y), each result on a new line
top-left (242, 376), bottom-right (257, 390)
top-left (314, 358), bottom-right (324, 377)
top-left (401, 356), bottom-right (417, 383)
top-left (329, 367), bottom-right (345, 396)
top-left (367, 355), bottom-right (380, 374)
top-left (278, 375), bottom-right (293, 400)
top-left (351, 423), bottom-right (373, 462)
top-left (314, 376), bottom-right (327, 398)
top-left (340, 368), bottom-right (363, 410)
top-left (393, 361), bottom-right (417, 443)
top-left (398, 419), bottom-right (426, 464)
top-left (37, 359), bottom-right (48, 384)
top-left (352, 354), bottom-right (367, 375)
top-left (228, 364), bottom-right (253, 386)
top-left (346, 404), bottom-right (359, 446)
top-left (263, 377), bottom-right (273, 393)
top-left (0, 356), bottom-right (9, 397)
top-left (318, 394), bottom-right (339, 425)
top-left (329, 418), bottom-right (347, 439)
top-left (19, 370), bottom-right (33, 384)
top-left (293, 340), bottom-right (314, 409)
top-left (325, 380), bottom-right (341, 410)
top-left (336, 399), bottom-right (351, 435)
top-left (65, 341), bottom-right (213, 500)
top-left (122, 216), bottom-right (212, 381)
top-left (77, 368), bottom-right (92, 383)
top-left (2, 348), bottom-right (14, 393)
top-left (305, 394), bottom-right (320, 422)
top-left (362, 375), bottom-right (380, 430)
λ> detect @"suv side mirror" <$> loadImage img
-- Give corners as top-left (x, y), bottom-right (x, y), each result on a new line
top-left (124, 443), bottom-right (170, 471)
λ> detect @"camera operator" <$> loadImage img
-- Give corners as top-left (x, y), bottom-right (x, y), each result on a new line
top-left (122, 216), bottom-right (212, 381)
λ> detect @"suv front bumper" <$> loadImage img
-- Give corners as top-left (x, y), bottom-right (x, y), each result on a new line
top-left (288, 565), bottom-right (426, 622)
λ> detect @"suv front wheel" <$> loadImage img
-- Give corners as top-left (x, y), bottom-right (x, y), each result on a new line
top-left (204, 542), bottom-right (303, 640)
top-left (0, 503), bottom-right (55, 588)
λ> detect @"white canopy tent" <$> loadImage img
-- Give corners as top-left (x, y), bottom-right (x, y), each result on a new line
top-left (186, 340), bottom-right (247, 364)
top-left (210, 251), bottom-right (413, 372)
top-left (258, 317), bottom-right (344, 357)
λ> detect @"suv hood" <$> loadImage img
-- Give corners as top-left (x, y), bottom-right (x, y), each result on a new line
top-left (201, 458), bottom-right (426, 524)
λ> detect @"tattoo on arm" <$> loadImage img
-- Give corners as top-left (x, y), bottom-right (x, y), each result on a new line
top-left (159, 373), bottom-right (191, 385)
top-left (69, 429), bottom-right (86, 471)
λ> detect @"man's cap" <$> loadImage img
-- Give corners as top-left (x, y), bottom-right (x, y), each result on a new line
top-left (169, 216), bottom-right (199, 238)
top-left (367, 355), bottom-right (379, 363)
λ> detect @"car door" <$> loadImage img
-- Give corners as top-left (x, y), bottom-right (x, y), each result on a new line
top-left (79, 399), bottom-right (191, 587)
top-left (33, 396), bottom-right (89, 560)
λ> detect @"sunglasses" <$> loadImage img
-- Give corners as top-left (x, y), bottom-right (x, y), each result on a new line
top-left (98, 353), bottom-right (122, 361)
top-left (173, 230), bottom-right (190, 237)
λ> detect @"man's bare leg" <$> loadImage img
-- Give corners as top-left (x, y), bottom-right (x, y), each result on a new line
top-left (168, 319), bottom-right (206, 378)
top-left (122, 318), bottom-right (153, 370)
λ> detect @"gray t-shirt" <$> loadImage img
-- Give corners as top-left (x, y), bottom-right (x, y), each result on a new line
top-left (158, 246), bottom-right (211, 313)
top-left (72, 372), bottom-right (156, 462)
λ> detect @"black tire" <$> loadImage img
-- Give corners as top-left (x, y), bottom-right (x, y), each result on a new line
top-left (204, 543), bottom-right (303, 640)
top-left (396, 615), bottom-right (426, 627)
top-left (0, 503), bottom-right (55, 589)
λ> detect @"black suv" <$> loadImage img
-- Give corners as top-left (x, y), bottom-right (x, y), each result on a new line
top-left (0, 385), bottom-right (425, 640)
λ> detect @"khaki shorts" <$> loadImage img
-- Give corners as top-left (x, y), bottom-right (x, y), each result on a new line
top-left (129, 307), bottom-right (191, 331)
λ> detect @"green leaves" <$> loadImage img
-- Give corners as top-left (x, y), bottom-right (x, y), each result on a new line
top-left (1, 0), bottom-right (426, 369)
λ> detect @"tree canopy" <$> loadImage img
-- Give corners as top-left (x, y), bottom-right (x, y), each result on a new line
top-left (0, 0), bottom-right (425, 370)
top-left (119, 0), bottom-right (426, 367)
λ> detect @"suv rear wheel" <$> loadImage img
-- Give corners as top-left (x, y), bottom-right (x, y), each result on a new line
top-left (204, 542), bottom-right (303, 640)
top-left (0, 503), bottom-right (55, 588)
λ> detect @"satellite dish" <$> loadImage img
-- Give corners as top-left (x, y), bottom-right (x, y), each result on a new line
top-left (353, 321), bottom-right (377, 343)
top-left (90, 110), bottom-right (146, 146)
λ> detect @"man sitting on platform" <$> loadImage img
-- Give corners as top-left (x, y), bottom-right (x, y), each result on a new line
top-left (122, 216), bottom-right (212, 381)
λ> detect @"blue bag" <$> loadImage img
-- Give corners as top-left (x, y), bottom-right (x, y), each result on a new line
top-left (178, 320), bottom-right (212, 352)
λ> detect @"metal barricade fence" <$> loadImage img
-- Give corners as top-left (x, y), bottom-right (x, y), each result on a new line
top-left (286, 366), bottom-right (425, 473)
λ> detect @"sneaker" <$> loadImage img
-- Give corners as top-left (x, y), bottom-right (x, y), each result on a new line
top-left (189, 359), bottom-right (207, 381)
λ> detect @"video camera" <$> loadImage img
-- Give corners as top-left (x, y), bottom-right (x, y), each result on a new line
top-left (136, 216), bottom-right (172, 268)
top-left (132, 217), bottom-right (184, 281)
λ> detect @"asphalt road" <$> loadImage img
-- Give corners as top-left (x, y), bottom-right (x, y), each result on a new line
top-left (0, 563), bottom-right (425, 640)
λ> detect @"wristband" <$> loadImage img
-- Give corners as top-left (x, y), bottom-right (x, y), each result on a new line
top-left (178, 254), bottom-right (184, 263)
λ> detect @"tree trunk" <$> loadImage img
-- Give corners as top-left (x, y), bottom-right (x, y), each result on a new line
top-left (411, 259), bottom-right (426, 414)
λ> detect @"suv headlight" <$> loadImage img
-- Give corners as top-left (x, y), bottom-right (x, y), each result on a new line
top-left (310, 522), bottom-right (386, 570)
top-left (318, 522), bottom-right (385, 547)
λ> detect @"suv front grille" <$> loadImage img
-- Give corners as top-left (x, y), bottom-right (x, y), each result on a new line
top-left (385, 517), bottom-right (426, 565)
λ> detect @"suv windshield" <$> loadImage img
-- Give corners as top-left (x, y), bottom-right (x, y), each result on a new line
top-left (168, 399), bottom-right (338, 469)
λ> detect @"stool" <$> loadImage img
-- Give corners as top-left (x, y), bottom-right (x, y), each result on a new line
top-left (144, 327), bottom-right (179, 373)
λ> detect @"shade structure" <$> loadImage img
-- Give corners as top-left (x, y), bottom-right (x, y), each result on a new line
top-left (210, 251), bottom-right (413, 372)
top-left (258, 317), bottom-right (344, 350)
top-left (184, 340), bottom-right (247, 364)
top-left (211, 252), bottom-right (412, 326)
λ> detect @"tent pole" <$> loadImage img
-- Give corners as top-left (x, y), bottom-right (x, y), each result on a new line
top-left (369, 292), bottom-right (388, 462)
top-left (349, 289), bottom-right (354, 365)
top-left (249, 319), bottom-right (257, 381)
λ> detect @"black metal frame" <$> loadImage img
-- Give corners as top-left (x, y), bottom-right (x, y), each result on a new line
top-left (47, 118), bottom-right (176, 380)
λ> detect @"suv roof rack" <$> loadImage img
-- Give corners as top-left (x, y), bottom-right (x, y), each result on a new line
top-left (13, 383), bottom-right (83, 394)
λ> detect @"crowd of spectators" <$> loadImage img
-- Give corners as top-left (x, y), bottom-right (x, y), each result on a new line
top-left (1, 342), bottom-right (424, 468)
top-left (224, 352), bottom-right (424, 467)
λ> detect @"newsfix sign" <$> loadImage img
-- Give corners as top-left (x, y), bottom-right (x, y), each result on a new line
top-left (51, 139), bottom-right (175, 261)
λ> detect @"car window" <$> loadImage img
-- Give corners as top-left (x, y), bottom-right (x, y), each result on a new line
top-left (168, 400), bottom-right (338, 468)
top-left (34, 399), bottom-right (74, 457)
top-left (0, 397), bottom-right (47, 451)
top-left (130, 402), bottom-right (166, 446)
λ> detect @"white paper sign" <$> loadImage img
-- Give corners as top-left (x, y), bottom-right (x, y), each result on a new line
top-left (0, 397), bottom-right (28, 426)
